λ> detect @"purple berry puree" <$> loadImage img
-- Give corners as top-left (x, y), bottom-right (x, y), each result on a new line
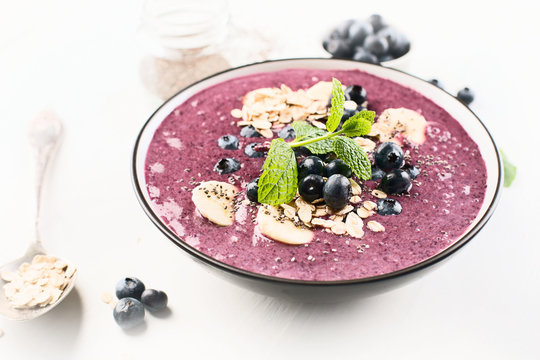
top-left (144, 69), bottom-right (487, 281)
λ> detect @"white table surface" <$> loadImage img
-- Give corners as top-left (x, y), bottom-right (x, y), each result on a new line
top-left (1, 0), bottom-right (539, 359)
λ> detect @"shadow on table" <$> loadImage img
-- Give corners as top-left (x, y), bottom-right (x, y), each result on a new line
top-left (8, 287), bottom-right (83, 357)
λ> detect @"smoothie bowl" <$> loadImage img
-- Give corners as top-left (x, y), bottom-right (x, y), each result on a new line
top-left (132, 59), bottom-right (502, 301)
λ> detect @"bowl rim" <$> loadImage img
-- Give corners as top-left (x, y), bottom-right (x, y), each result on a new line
top-left (131, 57), bottom-right (503, 287)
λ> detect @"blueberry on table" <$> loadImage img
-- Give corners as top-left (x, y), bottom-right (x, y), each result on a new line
top-left (325, 159), bottom-right (352, 178)
top-left (352, 48), bottom-right (379, 64)
top-left (377, 198), bottom-right (402, 215)
top-left (298, 156), bottom-right (326, 179)
top-left (115, 277), bottom-right (145, 300)
top-left (344, 85), bottom-right (368, 105)
top-left (348, 20), bottom-right (374, 46)
top-left (402, 164), bottom-right (420, 179)
top-left (457, 87), bottom-right (474, 105)
top-left (326, 38), bottom-right (354, 59)
top-left (428, 79), bottom-right (443, 89)
top-left (278, 126), bottom-right (295, 141)
top-left (371, 166), bottom-right (386, 180)
top-left (299, 174), bottom-right (325, 203)
top-left (214, 158), bottom-right (241, 174)
top-left (363, 34), bottom-right (389, 57)
top-left (388, 33), bottom-right (410, 58)
top-left (380, 169), bottom-right (412, 194)
top-left (141, 289), bottom-right (168, 312)
top-left (246, 178), bottom-right (259, 202)
top-left (240, 125), bottom-right (261, 138)
top-left (113, 297), bottom-right (145, 329)
top-left (368, 14), bottom-right (387, 32)
top-left (217, 135), bottom-right (239, 150)
top-left (374, 142), bottom-right (405, 170)
top-left (244, 143), bottom-right (266, 158)
top-left (323, 174), bottom-right (352, 210)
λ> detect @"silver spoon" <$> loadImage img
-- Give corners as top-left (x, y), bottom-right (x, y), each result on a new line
top-left (0, 110), bottom-right (77, 320)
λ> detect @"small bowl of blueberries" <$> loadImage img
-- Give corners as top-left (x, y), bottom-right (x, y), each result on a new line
top-left (323, 14), bottom-right (411, 67)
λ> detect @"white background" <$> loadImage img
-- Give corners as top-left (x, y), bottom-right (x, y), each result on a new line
top-left (0, 0), bottom-right (538, 359)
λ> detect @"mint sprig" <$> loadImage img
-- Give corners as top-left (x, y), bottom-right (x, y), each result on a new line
top-left (257, 77), bottom-right (373, 206)
top-left (501, 150), bottom-right (517, 187)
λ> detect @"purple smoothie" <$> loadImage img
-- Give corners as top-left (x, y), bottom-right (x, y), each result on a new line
top-left (144, 69), bottom-right (487, 281)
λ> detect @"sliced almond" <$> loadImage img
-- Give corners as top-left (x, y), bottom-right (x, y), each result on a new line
top-left (371, 190), bottom-right (387, 199)
top-left (335, 204), bottom-right (354, 216)
top-left (330, 215), bottom-right (344, 222)
top-left (367, 220), bottom-right (385, 232)
top-left (280, 204), bottom-right (296, 219)
top-left (298, 207), bottom-right (312, 224)
top-left (363, 201), bottom-right (377, 211)
top-left (312, 208), bottom-right (327, 217)
top-left (349, 195), bottom-right (362, 204)
top-left (357, 207), bottom-right (375, 219)
top-left (192, 181), bottom-right (238, 226)
top-left (230, 109), bottom-right (243, 118)
top-left (256, 206), bottom-right (313, 245)
top-left (295, 197), bottom-right (316, 211)
top-left (345, 212), bottom-right (365, 238)
top-left (331, 222), bottom-right (347, 235)
top-left (311, 218), bottom-right (335, 228)
top-left (350, 178), bottom-right (362, 195)
top-left (259, 129), bottom-right (274, 138)
top-left (354, 137), bottom-right (376, 152)
top-left (252, 119), bottom-right (272, 129)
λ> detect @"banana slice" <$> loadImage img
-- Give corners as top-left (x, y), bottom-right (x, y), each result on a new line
top-left (256, 205), bottom-right (313, 245)
top-left (370, 107), bottom-right (427, 145)
top-left (192, 181), bottom-right (238, 226)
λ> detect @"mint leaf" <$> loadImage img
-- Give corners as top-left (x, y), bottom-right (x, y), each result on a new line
top-left (501, 150), bottom-right (517, 187)
top-left (258, 139), bottom-right (298, 205)
top-left (332, 136), bottom-right (371, 180)
top-left (326, 78), bottom-right (345, 133)
top-left (341, 111), bottom-right (375, 137)
top-left (291, 121), bottom-right (334, 154)
top-left (291, 121), bottom-right (322, 142)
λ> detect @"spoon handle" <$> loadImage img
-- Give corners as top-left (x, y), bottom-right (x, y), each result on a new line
top-left (28, 110), bottom-right (63, 245)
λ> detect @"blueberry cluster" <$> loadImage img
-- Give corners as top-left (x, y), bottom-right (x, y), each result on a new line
top-left (113, 277), bottom-right (168, 329)
top-left (373, 142), bottom-right (419, 195)
top-left (323, 14), bottom-right (410, 64)
top-left (214, 133), bottom-right (270, 175)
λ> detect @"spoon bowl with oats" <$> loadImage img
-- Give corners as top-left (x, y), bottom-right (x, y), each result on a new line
top-left (0, 110), bottom-right (77, 321)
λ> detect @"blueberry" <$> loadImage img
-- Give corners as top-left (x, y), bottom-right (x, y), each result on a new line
top-left (428, 79), bottom-right (444, 89)
top-left (244, 143), bottom-right (265, 158)
top-left (326, 159), bottom-right (352, 178)
top-left (246, 177), bottom-right (259, 202)
top-left (214, 158), bottom-right (241, 174)
top-left (323, 174), bottom-right (352, 210)
top-left (378, 54), bottom-right (395, 62)
top-left (217, 135), bottom-right (239, 150)
top-left (298, 156), bottom-right (325, 179)
top-left (363, 34), bottom-right (389, 57)
top-left (344, 85), bottom-right (368, 105)
top-left (341, 107), bottom-right (360, 122)
top-left (374, 142), bottom-right (405, 170)
top-left (326, 38), bottom-right (354, 58)
top-left (293, 146), bottom-right (312, 158)
top-left (319, 152), bottom-right (337, 163)
top-left (299, 174), bottom-right (325, 203)
top-left (380, 169), bottom-right (412, 194)
top-left (388, 33), bottom-right (410, 58)
top-left (278, 126), bottom-right (295, 141)
top-left (352, 48), bottom-right (379, 64)
top-left (457, 87), bottom-right (474, 105)
top-left (335, 19), bottom-right (355, 39)
top-left (376, 27), bottom-right (399, 47)
top-left (113, 297), bottom-right (145, 329)
top-left (368, 14), bottom-right (387, 32)
top-left (377, 198), bottom-right (402, 216)
top-left (141, 289), bottom-right (168, 312)
top-left (348, 21), bottom-right (373, 46)
top-left (240, 125), bottom-right (261, 138)
top-left (402, 164), bottom-right (420, 179)
top-left (115, 277), bottom-right (145, 300)
top-left (371, 166), bottom-right (386, 180)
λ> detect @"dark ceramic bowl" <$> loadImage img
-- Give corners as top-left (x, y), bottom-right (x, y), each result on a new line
top-left (131, 58), bottom-right (502, 302)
